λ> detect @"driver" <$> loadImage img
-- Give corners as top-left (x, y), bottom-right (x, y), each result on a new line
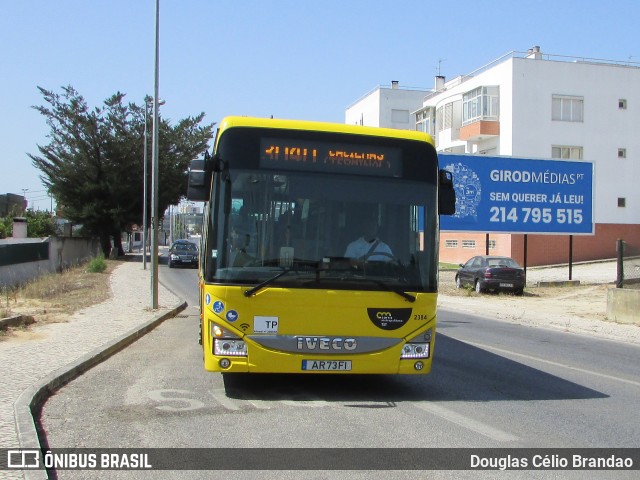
top-left (344, 211), bottom-right (392, 261)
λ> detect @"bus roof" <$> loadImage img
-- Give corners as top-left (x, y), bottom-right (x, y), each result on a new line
top-left (216, 116), bottom-right (434, 146)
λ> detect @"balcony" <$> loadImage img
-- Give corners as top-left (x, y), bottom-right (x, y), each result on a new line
top-left (460, 120), bottom-right (500, 141)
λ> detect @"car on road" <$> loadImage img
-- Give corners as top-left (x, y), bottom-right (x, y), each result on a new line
top-left (168, 240), bottom-right (198, 268)
top-left (455, 255), bottom-right (525, 295)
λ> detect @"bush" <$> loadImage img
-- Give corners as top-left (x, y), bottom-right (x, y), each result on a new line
top-left (0, 216), bottom-right (12, 239)
top-left (86, 254), bottom-right (107, 273)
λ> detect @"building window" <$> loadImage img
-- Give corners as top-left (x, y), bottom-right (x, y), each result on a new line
top-left (463, 86), bottom-right (499, 125)
top-left (552, 145), bottom-right (583, 160)
top-left (619, 99), bottom-right (627, 109)
top-left (436, 103), bottom-right (454, 132)
top-left (462, 240), bottom-right (476, 249)
top-left (618, 198), bottom-right (626, 208)
top-left (416, 108), bottom-right (434, 136)
top-left (488, 240), bottom-right (497, 250)
top-left (391, 109), bottom-right (410, 124)
top-left (552, 95), bottom-right (584, 122)
top-left (618, 148), bottom-right (627, 158)
top-left (444, 239), bottom-right (458, 248)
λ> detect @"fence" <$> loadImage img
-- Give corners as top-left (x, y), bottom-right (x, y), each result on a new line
top-left (616, 239), bottom-right (640, 288)
top-left (0, 236), bottom-right (100, 289)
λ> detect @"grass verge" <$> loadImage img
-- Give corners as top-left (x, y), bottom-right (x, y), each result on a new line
top-left (1, 258), bottom-right (122, 339)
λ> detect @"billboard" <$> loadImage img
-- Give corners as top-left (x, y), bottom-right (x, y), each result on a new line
top-left (439, 154), bottom-right (594, 234)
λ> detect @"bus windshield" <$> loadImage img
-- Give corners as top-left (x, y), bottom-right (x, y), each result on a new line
top-left (205, 169), bottom-right (437, 293)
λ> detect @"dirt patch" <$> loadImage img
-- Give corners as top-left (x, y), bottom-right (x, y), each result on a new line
top-left (0, 260), bottom-right (123, 340)
top-left (438, 270), bottom-right (640, 343)
top-left (439, 269), bottom-right (609, 321)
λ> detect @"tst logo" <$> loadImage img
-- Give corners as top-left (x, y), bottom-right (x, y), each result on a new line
top-left (367, 308), bottom-right (412, 330)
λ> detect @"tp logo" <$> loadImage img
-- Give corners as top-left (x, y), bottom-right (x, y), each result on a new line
top-left (7, 450), bottom-right (40, 469)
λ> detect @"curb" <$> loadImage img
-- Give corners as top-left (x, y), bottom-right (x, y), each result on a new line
top-left (0, 315), bottom-right (36, 330)
top-left (13, 299), bottom-right (187, 480)
top-left (536, 280), bottom-right (581, 288)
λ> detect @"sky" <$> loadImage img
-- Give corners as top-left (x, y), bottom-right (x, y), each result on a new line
top-left (1, 0), bottom-right (638, 211)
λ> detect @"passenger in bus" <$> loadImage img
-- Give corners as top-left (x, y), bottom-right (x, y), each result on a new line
top-left (344, 212), bottom-right (393, 261)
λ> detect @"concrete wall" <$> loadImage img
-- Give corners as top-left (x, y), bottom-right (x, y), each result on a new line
top-left (440, 224), bottom-right (640, 267)
top-left (607, 288), bottom-right (640, 324)
top-left (0, 236), bottom-right (100, 288)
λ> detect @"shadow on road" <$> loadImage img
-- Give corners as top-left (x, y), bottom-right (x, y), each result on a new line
top-left (222, 333), bottom-right (606, 404)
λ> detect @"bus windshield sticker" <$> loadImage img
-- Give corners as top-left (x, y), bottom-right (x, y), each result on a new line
top-left (260, 138), bottom-right (401, 177)
top-left (213, 301), bottom-right (225, 314)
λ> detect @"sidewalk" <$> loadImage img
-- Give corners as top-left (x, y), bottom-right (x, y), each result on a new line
top-left (524, 259), bottom-right (617, 286)
top-left (0, 259), bottom-right (185, 480)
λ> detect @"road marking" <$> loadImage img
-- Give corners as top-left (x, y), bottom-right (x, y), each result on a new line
top-left (208, 388), bottom-right (241, 410)
top-left (245, 399), bottom-right (272, 410)
top-left (148, 389), bottom-right (205, 411)
top-left (463, 340), bottom-right (640, 388)
top-left (413, 402), bottom-right (519, 442)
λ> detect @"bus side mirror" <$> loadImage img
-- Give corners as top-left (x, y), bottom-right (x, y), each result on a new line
top-left (187, 158), bottom-right (209, 201)
top-left (438, 169), bottom-right (456, 216)
top-left (187, 150), bottom-right (219, 201)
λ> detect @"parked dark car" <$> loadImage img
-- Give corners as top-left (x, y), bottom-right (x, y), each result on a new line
top-left (455, 255), bottom-right (525, 295)
top-left (168, 240), bottom-right (198, 268)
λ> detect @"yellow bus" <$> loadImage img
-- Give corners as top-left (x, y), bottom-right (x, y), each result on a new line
top-left (187, 116), bottom-right (455, 374)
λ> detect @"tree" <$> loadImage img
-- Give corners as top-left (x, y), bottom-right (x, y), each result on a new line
top-left (0, 210), bottom-right (56, 239)
top-left (24, 209), bottom-right (57, 237)
top-left (29, 86), bottom-right (214, 256)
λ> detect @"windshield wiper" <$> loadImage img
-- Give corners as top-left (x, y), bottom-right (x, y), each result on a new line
top-left (313, 269), bottom-right (416, 303)
top-left (243, 268), bottom-right (291, 297)
top-left (244, 265), bottom-right (416, 302)
top-left (365, 278), bottom-right (416, 303)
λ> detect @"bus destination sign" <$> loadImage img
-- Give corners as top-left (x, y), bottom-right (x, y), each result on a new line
top-left (259, 138), bottom-right (401, 177)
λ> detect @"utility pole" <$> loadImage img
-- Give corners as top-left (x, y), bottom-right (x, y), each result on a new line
top-left (21, 189), bottom-right (28, 210)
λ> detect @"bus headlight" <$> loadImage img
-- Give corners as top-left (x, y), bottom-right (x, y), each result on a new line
top-left (214, 339), bottom-right (247, 356)
top-left (210, 322), bottom-right (246, 356)
top-left (401, 343), bottom-right (430, 359)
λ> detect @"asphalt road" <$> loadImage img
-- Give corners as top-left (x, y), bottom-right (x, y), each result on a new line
top-left (38, 265), bottom-right (640, 479)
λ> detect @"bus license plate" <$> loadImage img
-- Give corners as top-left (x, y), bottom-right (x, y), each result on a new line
top-left (302, 360), bottom-right (352, 371)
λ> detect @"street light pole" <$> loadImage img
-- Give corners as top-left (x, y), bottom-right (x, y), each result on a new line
top-left (142, 97), bottom-right (150, 270)
top-left (150, 0), bottom-right (160, 309)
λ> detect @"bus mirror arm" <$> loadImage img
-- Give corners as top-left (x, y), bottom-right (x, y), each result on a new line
top-left (438, 169), bottom-right (456, 216)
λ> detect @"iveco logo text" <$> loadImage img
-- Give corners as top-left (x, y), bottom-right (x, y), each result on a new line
top-left (376, 312), bottom-right (393, 319)
top-left (296, 337), bottom-right (357, 351)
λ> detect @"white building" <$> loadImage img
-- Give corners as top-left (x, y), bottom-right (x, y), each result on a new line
top-left (346, 48), bottom-right (640, 266)
top-left (345, 81), bottom-right (427, 129)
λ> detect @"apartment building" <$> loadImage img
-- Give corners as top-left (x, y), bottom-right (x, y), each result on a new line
top-left (345, 47), bottom-right (640, 266)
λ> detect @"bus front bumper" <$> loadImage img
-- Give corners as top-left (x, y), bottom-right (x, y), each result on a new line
top-left (204, 343), bottom-right (433, 375)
